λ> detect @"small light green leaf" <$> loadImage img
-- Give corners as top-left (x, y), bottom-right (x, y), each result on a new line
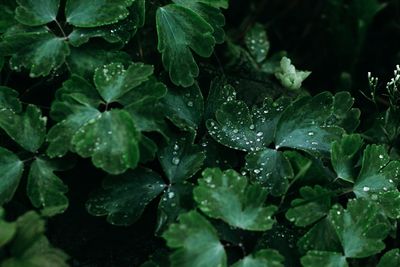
top-left (207, 97), bottom-right (289, 152)
top-left (232, 249), bottom-right (284, 267)
top-left (245, 148), bottom-right (293, 196)
top-left (27, 158), bottom-right (69, 217)
top-left (156, 4), bottom-right (215, 87)
top-left (285, 186), bottom-right (332, 227)
top-left (65, 0), bottom-right (134, 27)
top-left (156, 182), bottom-right (194, 234)
top-left (245, 23), bottom-right (269, 63)
top-left (0, 86), bottom-right (22, 112)
top-left (71, 109), bottom-right (140, 175)
top-left (297, 218), bottom-right (342, 254)
top-left (275, 57), bottom-right (311, 90)
top-left (174, 0), bottom-right (226, 43)
top-left (163, 211), bottom-right (227, 267)
top-left (158, 134), bottom-right (205, 184)
top-left (4, 211), bottom-right (69, 267)
top-left (275, 92), bottom-right (345, 156)
top-left (194, 168), bottom-right (277, 231)
top-left (331, 134), bottom-right (363, 182)
top-left (377, 249), bottom-right (400, 267)
top-left (0, 105), bottom-right (46, 152)
top-left (15, 0), bottom-right (59, 26)
top-left (0, 27), bottom-right (70, 77)
top-left (353, 145), bottom-right (400, 219)
top-left (94, 62), bottom-right (154, 103)
top-left (0, 147), bottom-right (24, 206)
top-left (162, 83), bottom-right (204, 132)
top-left (301, 251), bottom-right (348, 267)
top-left (86, 167), bottom-right (166, 226)
top-left (329, 198), bottom-right (389, 258)
top-left (66, 47), bottom-right (131, 79)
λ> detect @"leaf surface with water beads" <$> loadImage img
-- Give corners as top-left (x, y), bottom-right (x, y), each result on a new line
top-left (231, 249), bottom-right (284, 267)
top-left (194, 168), bottom-right (277, 231)
top-left (163, 211), bottom-right (227, 267)
top-left (207, 97), bottom-right (288, 152)
top-left (86, 167), bottom-right (166, 226)
top-left (245, 148), bottom-right (293, 196)
top-left (15, 0), bottom-right (60, 26)
top-left (71, 109), bottom-right (140, 175)
top-left (352, 145), bottom-right (400, 219)
top-left (245, 23), bottom-right (270, 63)
top-left (301, 251), bottom-right (348, 267)
top-left (275, 92), bottom-right (345, 156)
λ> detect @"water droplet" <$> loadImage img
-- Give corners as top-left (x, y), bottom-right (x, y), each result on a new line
top-left (256, 132), bottom-right (263, 137)
top-left (172, 157), bottom-right (180, 165)
top-left (187, 101), bottom-right (193, 107)
top-left (249, 124), bottom-right (255, 130)
top-left (363, 186), bottom-right (370, 192)
top-left (379, 154), bottom-right (384, 159)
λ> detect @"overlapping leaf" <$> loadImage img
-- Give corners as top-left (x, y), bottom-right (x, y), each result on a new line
top-left (194, 168), bottom-right (277, 231)
top-left (0, 148), bottom-right (24, 206)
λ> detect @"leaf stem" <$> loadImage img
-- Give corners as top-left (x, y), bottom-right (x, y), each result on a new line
top-left (54, 19), bottom-right (68, 40)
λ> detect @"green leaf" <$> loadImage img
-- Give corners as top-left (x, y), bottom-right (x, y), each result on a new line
top-left (163, 211), bottom-right (227, 267)
top-left (174, 0), bottom-right (226, 43)
top-left (231, 249), bottom-right (284, 267)
top-left (71, 109), bottom-right (140, 174)
top-left (156, 4), bottom-right (215, 87)
top-left (297, 218), bottom-right (342, 254)
top-left (27, 158), bottom-right (69, 216)
top-left (86, 167), bottom-right (166, 226)
top-left (0, 86), bottom-right (22, 112)
top-left (353, 145), bottom-right (400, 219)
top-left (207, 97), bottom-right (288, 152)
top-left (15, 0), bottom-right (59, 26)
top-left (65, 0), bottom-right (134, 27)
top-left (330, 92), bottom-right (360, 133)
top-left (245, 148), bottom-right (293, 196)
top-left (0, 1), bottom-right (16, 33)
top-left (331, 134), bottom-right (363, 182)
top-left (301, 251), bottom-right (348, 267)
top-left (94, 62), bottom-right (154, 103)
top-left (0, 105), bottom-right (46, 152)
top-left (329, 198), bottom-right (389, 258)
top-left (0, 147), bottom-right (24, 206)
top-left (285, 186), bottom-right (332, 227)
top-left (4, 211), bottom-right (69, 267)
top-left (377, 249), bottom-right (400, 267)
top-left (66, 47), bottom-right (131, 79)
top-left (158, 134), bottom-right (205, 184)
top-left (205, 78), bottom-right (236, 120)
top-left (0, 209), bottom-right (16, 248)
top-left (275, 57), bottom-right (311, 90)
top-left (194, 0), bottom-right (228, 9)
top-left (156, 182), bottom-right (194, 234)
top-left (0, 27), bottom-right (70, 77)
top-left (162, 83), bottom-right (204, 132)
top-left (275, 92), bottom-right (345, 156)
top-left (245, 23), bottom-right (269, 63)
top-left (194, 168), bottom-right (277, 231)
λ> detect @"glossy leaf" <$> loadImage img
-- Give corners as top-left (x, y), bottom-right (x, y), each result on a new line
top-left (207, 98), bottom-right (288, 152)
top-left (15, 0), bottom-right (60, 26)
top-left (0, 208), bottom-right (16, 248)
top-left (94, 62), bottom-right (153, 103)
top-left (163, 211), bottom-right (227, 267)
top-left (353, 145), bottom-right (400, 219)
top-left (158, 134), bottom-right (205, 184)
top-left (231, 249), bottom-right (284, 267)
top-left (65, 0), bottom-right (134, 27)
top-left (245, 148), bottom-right (293, 196)
top-left (86, 167), bottom-right (166, 226)
top-left (0, 147), bottom-right (24, 206)
top-left (194, 168), bottom-right (277, 231)
top-left (329, 198), bottom-right (389, 258)
top-left (275, 92), bottom-right (345, 156)
top-left (156, 4), bottom-right (215, 87)
top-left (245, 23), bottom-right (269, 63)
top-left (71, 109), bottom-right (140, 174)
top-left (0, 105), bottom-right (46, 152)
top-left (0, 86), bottom-right (22, 112)
top-left (377, 249), bottom-right (400, 267)
top-left (27, 158), bottom-right (69, 216)
top-left (331, 134), bottom-right (363, 182)
top-left (285, 186), bottom-right (332, 227)
top-left (301, 251), bottom-right (348, 267)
